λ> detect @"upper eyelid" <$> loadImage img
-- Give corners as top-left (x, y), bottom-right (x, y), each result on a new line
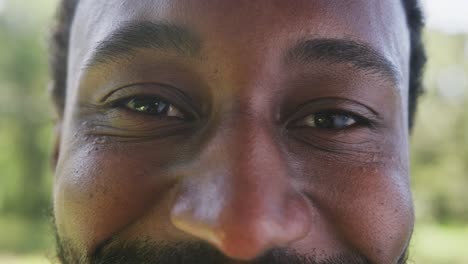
top-left (115, 95), bottom-right (199, 121)
top-left (293, 112), bottom-right (366, 128)
top-left (285, 97), bottom-right (382, 124)
top-left (100, 83), bottom-right (194, 106)
top-left (291, 108), bottom-right (376, 124)
top-left (101, 83), bottom-right (201, 117)
top-left (101, 87), bottom-right (381, 127)
top-left (313, 110), bottom-right (370, 123)
top-left (285, 105), bottom-right (382, 132)
top-left (286, 97), bottom-right (379, 116)
top-left (107, 93), bottom-right (174, 110)
top-left (112, 94), bottom-right (170, 106)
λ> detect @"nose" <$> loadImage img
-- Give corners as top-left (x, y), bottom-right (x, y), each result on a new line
top-left (170, 120), bottom-right (312, 260)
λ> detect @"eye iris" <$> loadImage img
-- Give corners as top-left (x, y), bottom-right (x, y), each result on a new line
top-left (315, 113), bottom-right (331, 128)
top-left (333, 114), bottom-right (352, 128)
top-left (314, 113), bottom-right (355, 129)
top-left (128, 98), bottom-right (169, 114)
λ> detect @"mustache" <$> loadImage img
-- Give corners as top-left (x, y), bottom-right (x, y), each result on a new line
top-left (52, 211), bottom-right (407, 264)
top-left (53, 220), bottom-right (407, 264)
top-left (83, 240), bottom-right (373, 264)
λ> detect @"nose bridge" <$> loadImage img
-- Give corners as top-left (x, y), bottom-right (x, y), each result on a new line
top-left (170, 115), bottom-right (312, 260)
top-left (227, 116), bottom-right (289, 221)
top-left (219, 118), bottom-right (301, 255)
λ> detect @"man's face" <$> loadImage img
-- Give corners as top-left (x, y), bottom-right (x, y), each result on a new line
top-left (53, 0), bottom-right (413, 263)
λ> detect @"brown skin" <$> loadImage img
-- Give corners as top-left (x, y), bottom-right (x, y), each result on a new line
top-left (53, 0), bottom-right (413, 263)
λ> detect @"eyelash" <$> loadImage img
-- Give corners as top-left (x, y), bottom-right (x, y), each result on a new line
top-left (112, 95), bottom-right (192, 120)
top-left (109, 94), bottom-right (375, 132)
top-left (291, 110), bottom-right (371, 130)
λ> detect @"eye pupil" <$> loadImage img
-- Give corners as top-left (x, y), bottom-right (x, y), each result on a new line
top-left (315, 113), bottom-right (333, 128)
top-left (128, 98), bottom-right (169, 114)
top-left (302, 112), bottom-right (356, 129)
top-left (157, 101), bottom-right (169, 113)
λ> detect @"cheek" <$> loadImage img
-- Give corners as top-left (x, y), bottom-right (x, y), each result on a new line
top-left (301, 162), bottom-right (413, 262)
top-left (338, 169), bottom-right (412, 262)
top-left (288, 128), bottom-right (413, 262)
top-left (53, 142), bottom-right (177, 253)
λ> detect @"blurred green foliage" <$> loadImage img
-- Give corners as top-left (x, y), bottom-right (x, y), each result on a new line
top-left (0, 0), bottom-right (58, 257)
top-left (410, 31), bottom-right (468, 226)
top-left (0, 0), bottom-right (467, 263)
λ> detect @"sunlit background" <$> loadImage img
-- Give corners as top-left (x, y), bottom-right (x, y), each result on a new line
top-left (1, 0), bottom-right (467, 263)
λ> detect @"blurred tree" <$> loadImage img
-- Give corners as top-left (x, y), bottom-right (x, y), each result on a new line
top-left (410, 32), bottom-right (468, 224)
top-left (0, 7), bottom-right (52, 218)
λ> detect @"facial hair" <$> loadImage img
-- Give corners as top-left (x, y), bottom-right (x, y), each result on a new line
top-left (56, 236), bottom-right (408, 264)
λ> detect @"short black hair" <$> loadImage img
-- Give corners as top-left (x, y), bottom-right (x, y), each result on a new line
top-left (49, 0), bottom-right (426, 128)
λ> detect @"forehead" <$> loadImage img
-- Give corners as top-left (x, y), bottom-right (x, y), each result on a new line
top-left (68, 0), bottom-right (409, 93)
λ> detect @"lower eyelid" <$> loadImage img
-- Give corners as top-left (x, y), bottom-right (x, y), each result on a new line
top-left (289, 126), bottom-right (379, 149)
top-left (91, 111), bottom-right (192, 134)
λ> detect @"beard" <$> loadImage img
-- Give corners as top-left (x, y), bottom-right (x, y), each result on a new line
top-left (55, 234), bottom-right (409, 264)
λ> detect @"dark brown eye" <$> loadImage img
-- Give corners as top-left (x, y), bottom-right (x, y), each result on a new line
top-left (296, 112), bottom-right (358, 129)
top-left (124, 97), bottom-right (185, 118)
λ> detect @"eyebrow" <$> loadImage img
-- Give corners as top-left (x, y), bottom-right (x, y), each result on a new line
top-left (287, 39), bottom-right (400, 84)
top-left (85, 21), bottom-right (201, 67)
top-left (86, 22), bottom-right (398, 84)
